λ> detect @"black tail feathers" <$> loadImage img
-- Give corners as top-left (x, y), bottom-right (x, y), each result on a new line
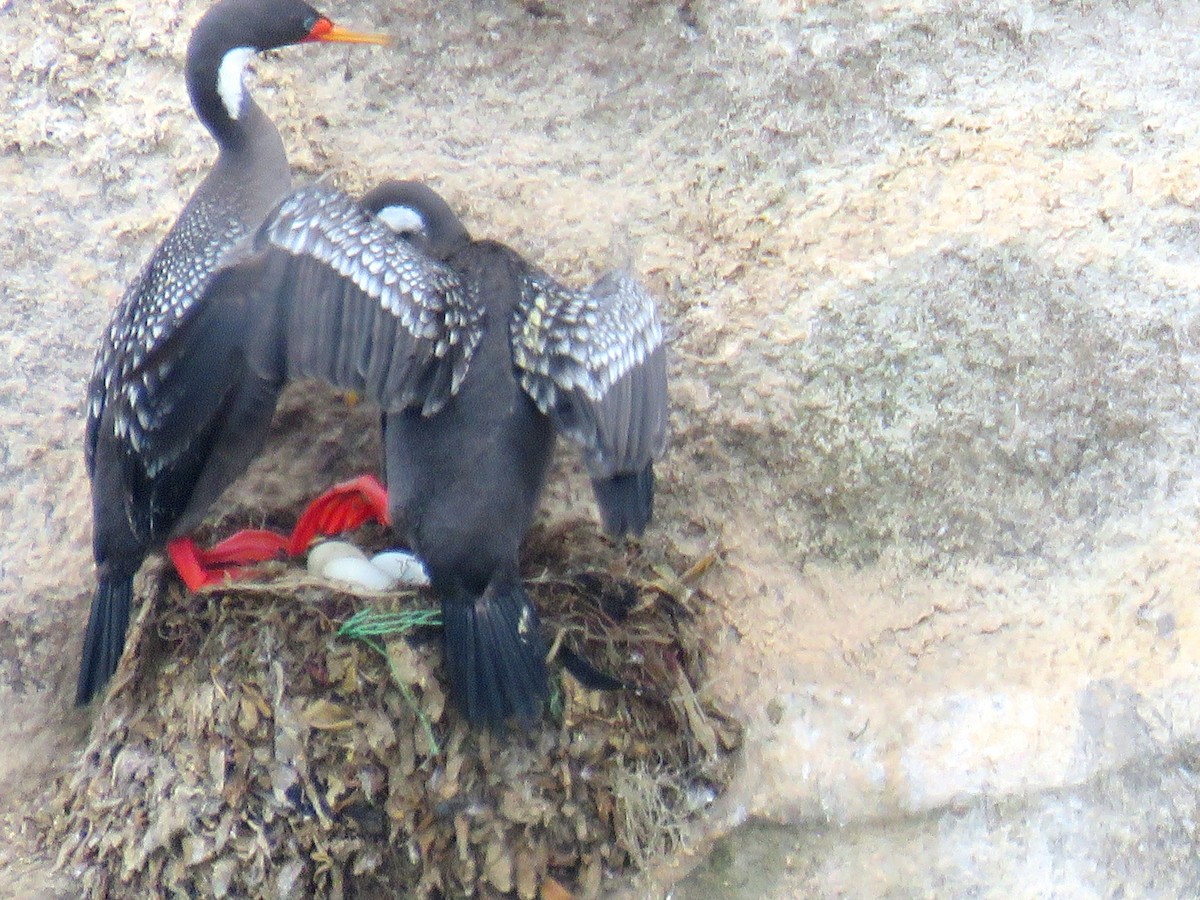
top-left (75, 575), bottom-right (133, 706)
top-left (591, 464), bottom-right (655, 538)
top-left (442, 579), bottom-right (548, 729)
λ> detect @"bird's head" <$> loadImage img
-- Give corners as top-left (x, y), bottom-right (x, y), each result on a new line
top-left (361, 180), bottom-right (472, 259)
top-left (187, 0), bottom-right (389, 124)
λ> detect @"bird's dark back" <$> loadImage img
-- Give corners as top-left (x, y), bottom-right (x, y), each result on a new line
top-left (383, 241), bottom-right (556, 593)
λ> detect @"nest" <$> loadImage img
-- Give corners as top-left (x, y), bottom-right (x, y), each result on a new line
top-left (50, 521), bottom-right (740, 898)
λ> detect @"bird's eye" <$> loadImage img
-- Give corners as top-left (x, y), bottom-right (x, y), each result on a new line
top-left (302, 14), bottom-right (319, 32)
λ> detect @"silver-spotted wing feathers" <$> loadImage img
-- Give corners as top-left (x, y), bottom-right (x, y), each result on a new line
top-left (84, 199), bottom-right (249, 482)
top-left (248, 185), bottom-right (481, 416)
top-left (511, 268), bottom-right (667, 478)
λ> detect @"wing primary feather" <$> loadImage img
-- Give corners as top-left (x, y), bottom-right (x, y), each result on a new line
top-left (511, 266), bottom-right (667, 493)
top-left (626, 367), bottom-right (645, 466)
top-left (243, 184), bottom-right (482, 414)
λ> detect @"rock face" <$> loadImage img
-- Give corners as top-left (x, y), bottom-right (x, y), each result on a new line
top-left (4, 0), bottom-right (1200, 896)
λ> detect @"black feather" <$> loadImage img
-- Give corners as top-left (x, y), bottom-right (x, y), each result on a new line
top-left (76, 576), bottom-right (133, 706)
top-left (441, 579), bottom-right (548, 730)
top-left (591, 464), bottom-right (655, 537)
top-left (557, 644), bottom-right (625, 692)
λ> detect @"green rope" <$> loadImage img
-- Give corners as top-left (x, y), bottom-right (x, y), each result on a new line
top-left (338, 607), bottom-right (443, 754)
top-left (337, 607), bottom-right (442, 639)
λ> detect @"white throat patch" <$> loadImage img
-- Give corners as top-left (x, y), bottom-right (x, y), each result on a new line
top-left (376, 206), bottom-right (426, 237)
top-left (217, 46), bottom-right (256, 120)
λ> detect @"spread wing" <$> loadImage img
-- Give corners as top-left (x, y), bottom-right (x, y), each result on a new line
top-left (511, 268), bottom-right (667, 480)
top-left (87, 261), bottom-right (276, 543)
top-left (84, 207), bottom-right (250, 481)
top-left (227, 184), bottom-right (482, 416)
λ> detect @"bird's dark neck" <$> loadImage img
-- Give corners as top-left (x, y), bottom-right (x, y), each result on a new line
top-left (184, 46), bottom-right (290, 219)
top-left (186, 48), bottom-right (265, 155)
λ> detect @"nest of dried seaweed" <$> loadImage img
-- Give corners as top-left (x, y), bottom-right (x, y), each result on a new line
top-left (50, 521), bottom-right (739, 899)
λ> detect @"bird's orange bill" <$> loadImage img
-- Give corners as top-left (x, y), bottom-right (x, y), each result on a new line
top-left (305, 17), bottom-right (391, 46)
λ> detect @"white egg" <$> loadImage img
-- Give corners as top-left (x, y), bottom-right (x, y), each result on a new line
top-left (370, 550), bottom-right (431, 587)
top-left (322, 556), bottom-right (398, 592)
top-left (306, 540), bottom-right (367, 577)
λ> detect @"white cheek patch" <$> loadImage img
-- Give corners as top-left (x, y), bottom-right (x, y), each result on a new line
top-left (217, 46), bottom-right (255, 120)
top-left (376, 205), bottom-right (426, 237)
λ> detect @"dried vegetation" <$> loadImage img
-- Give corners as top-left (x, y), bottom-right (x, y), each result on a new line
top-left (50, 524), bottom-right (739, 898)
